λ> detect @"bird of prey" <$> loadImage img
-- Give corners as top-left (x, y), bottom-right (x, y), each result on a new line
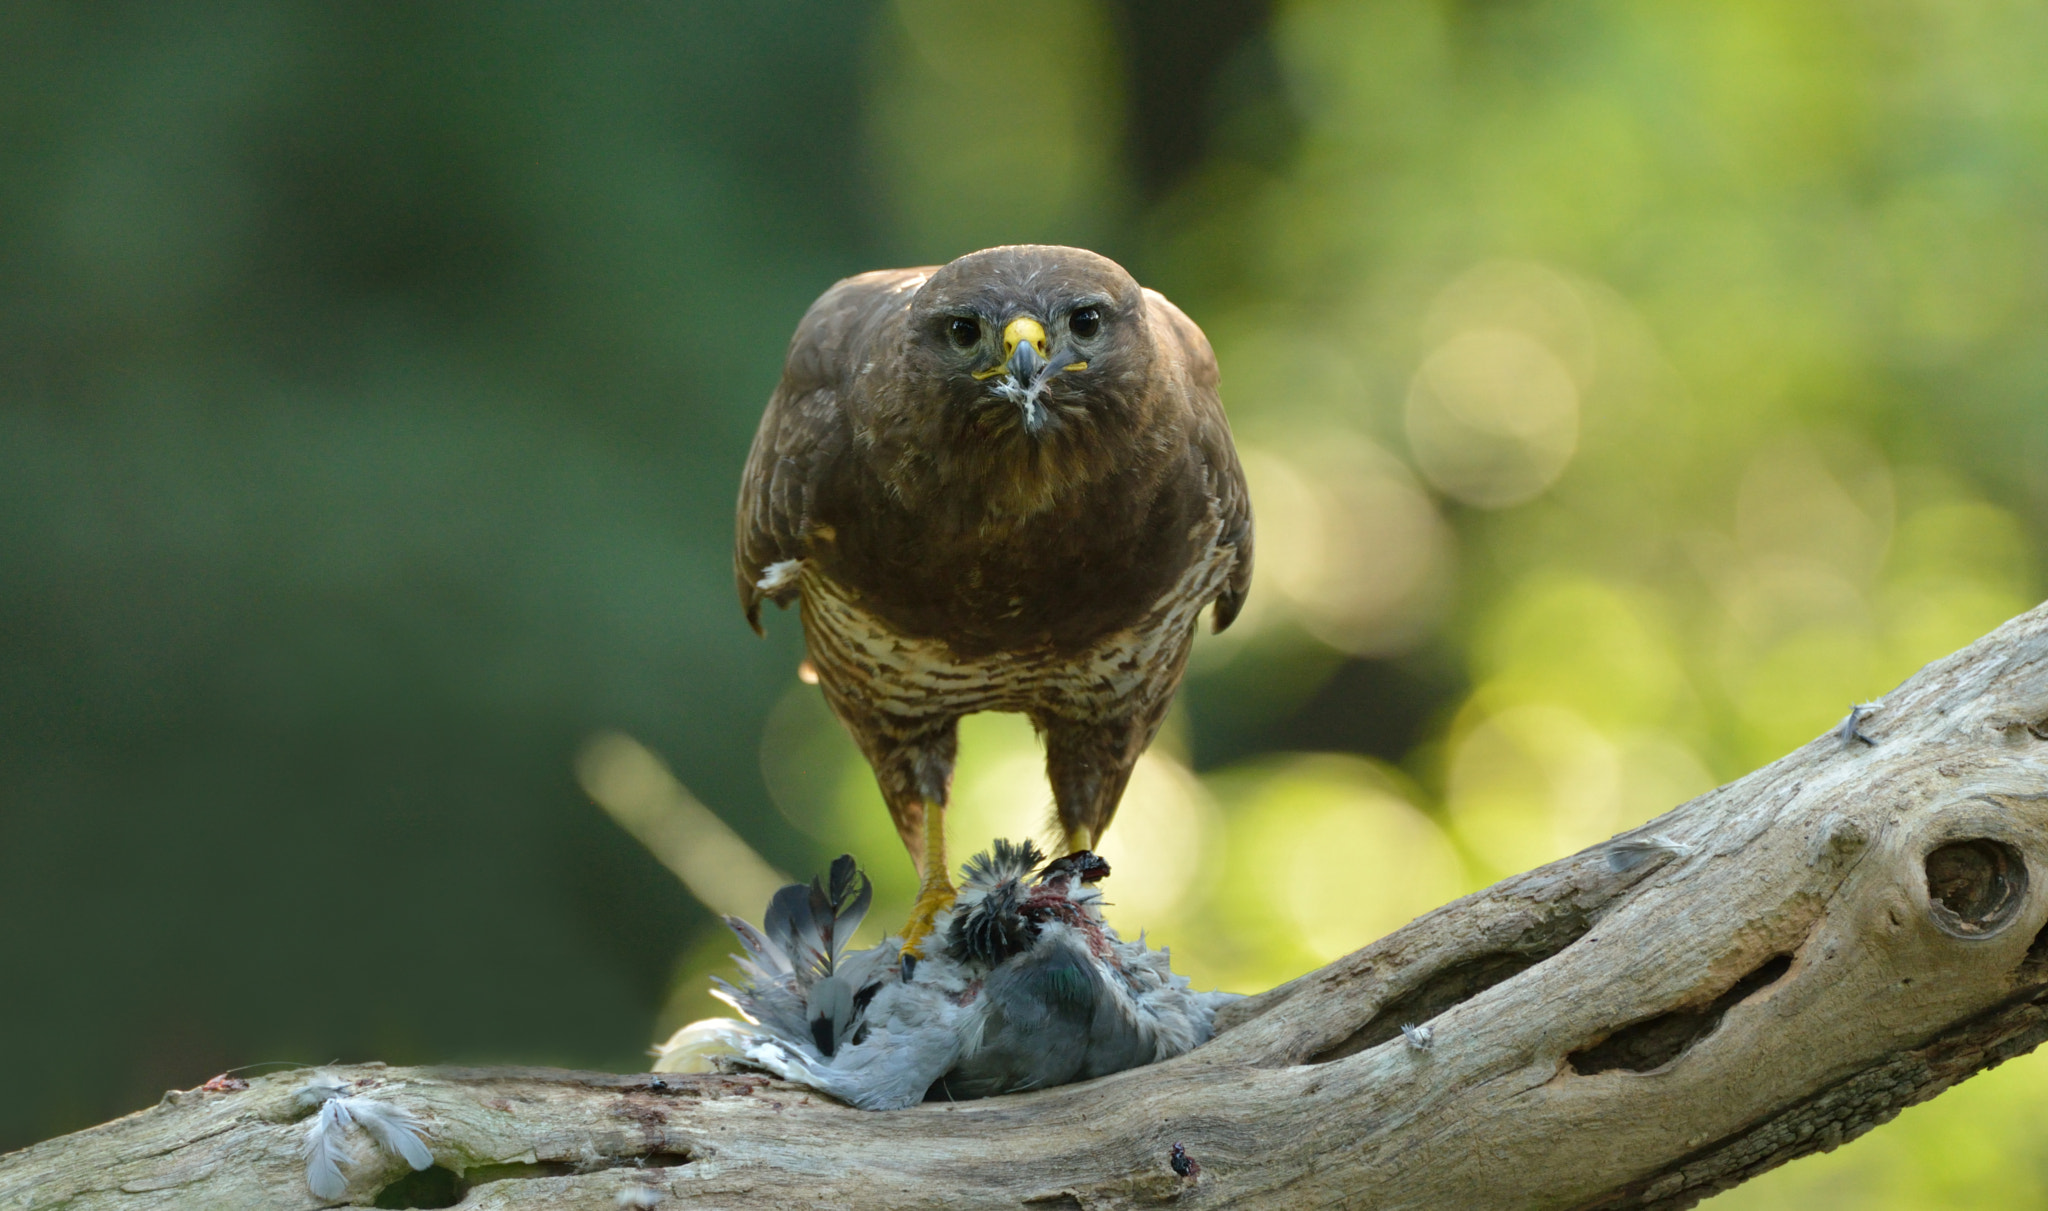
top-left (735, 245), bottom-right (1252, 958)
top-left (655, 845), bottom-right (1234, 1109)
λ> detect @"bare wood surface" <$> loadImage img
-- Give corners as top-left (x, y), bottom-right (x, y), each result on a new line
top-left (6, 603), bottom-right (2048, 1210)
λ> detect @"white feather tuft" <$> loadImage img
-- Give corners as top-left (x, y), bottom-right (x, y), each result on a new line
top-left (346, 1097), bottom-right (434, 1171)
top-left (302, 1096), bottom-right (355, 1200)
top-left (296, 1073), bottom-right (433, 1198)
top-left (756, 560), bottom-right (803, 595)
top-left (651, 1016), bottom-right (758, 1073)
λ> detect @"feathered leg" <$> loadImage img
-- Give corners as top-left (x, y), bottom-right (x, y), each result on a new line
top-left (1040, 713), bottom-right (1151, 856)
top-left (827, 706), bottom-right (961, 959)
top-left (1038, 628), bottom-right (1193, 853)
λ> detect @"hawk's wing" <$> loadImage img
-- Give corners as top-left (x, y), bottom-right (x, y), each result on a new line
top-left (1146, 290), bottom-right (1254, 633)
top-left (736, 268), bottom-right (931, 632)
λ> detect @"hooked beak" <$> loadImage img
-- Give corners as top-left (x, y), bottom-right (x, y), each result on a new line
top-left (974, 316), bottom-right (1051, 382)
top-left (973, 316), bottom-right (1089, 436)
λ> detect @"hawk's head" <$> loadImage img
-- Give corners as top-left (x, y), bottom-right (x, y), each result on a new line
top-left (904, 245), bottom-right (1154, 444)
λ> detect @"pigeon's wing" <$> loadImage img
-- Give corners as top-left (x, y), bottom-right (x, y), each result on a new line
top-left (1145, 288), bottom-right (1252, 633)
top-left (736, 268), bottom-right (932, 631)
top-left (711, 969), bottom-right (809, 1046)
top-left (942, 938), bottom-right (1097, 1098)
top-left (744, 980), bottom-right (969, 1111)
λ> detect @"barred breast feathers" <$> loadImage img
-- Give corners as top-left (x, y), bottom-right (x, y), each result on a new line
top-left (797, 511), bottom-right (1238, 720)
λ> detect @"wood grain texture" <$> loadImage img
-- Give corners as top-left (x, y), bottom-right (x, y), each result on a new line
top-left (7, 602), bottom-right (2048, 1210)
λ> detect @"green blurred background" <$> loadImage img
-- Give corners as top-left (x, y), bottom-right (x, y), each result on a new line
top-left (5, 1), bottom-right (2046, 1202)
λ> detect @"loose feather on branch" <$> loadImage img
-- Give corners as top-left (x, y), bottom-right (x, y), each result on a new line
top-left (293, 1071), bottom-right (433, 1200)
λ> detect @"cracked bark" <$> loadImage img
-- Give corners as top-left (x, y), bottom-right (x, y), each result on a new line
top-left (6, 602), bottom-right (2048, 1210)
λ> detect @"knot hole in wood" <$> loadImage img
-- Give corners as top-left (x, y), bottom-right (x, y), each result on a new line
top-left (1924, 839), bottom-right (2028, 938)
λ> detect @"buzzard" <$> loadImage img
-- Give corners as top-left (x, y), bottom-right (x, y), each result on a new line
top-left (735, 245), bottom-right (1252, 959)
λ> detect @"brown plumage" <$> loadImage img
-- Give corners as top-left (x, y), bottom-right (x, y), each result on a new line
top-left (735, 245), bottom-right (1251, 951)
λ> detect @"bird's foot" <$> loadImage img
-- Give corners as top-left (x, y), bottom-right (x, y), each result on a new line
top-left (898, 880), bottom-right (958, 978)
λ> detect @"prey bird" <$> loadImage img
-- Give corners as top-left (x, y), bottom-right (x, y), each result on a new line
top-left (657, 845), bottom-right (1234, 1109)
top-left (736, 245), bottom-right (1252, 958)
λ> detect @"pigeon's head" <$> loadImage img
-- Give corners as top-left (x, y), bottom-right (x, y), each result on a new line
top-left (944, 839), bottom-right (1043, 966)
top-left (945, 840), bottom-right (1113, 967)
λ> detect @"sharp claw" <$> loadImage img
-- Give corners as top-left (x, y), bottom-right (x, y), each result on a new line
top-left (897, 879), bottom-right (958, 973)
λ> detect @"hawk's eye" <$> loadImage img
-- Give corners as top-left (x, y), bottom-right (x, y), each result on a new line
top-left (1068, 306), bottom-right (1102, 340)
top-left (947, 317), bottom-right (981, 348)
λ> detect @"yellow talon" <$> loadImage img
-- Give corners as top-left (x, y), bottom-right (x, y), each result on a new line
top-left (899, 880), bottom-right (958, 962)
top-left (899, 799), bottom-right (956, 964)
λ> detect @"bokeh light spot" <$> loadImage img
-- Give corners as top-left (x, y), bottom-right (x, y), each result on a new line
top-left (1231, 755), bottom-right (1465, 961)
top-left (1238, 441), bottom-right (1452, 656)
top-left (1406, 328), bottom-right (1580, 508)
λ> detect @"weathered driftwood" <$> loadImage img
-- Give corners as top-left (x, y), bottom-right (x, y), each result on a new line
top-left (7, 604), bottom-right (2048, 1210)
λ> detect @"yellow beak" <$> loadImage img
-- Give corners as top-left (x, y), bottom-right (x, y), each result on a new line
top-left (973, 317), bottom-right (1050, 380)
top-left (1001, 316), bottom-right (1048, 361)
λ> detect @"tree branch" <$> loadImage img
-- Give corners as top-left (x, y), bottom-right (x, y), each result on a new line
top-left (8, 603), bottom-right (2048, 1210)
